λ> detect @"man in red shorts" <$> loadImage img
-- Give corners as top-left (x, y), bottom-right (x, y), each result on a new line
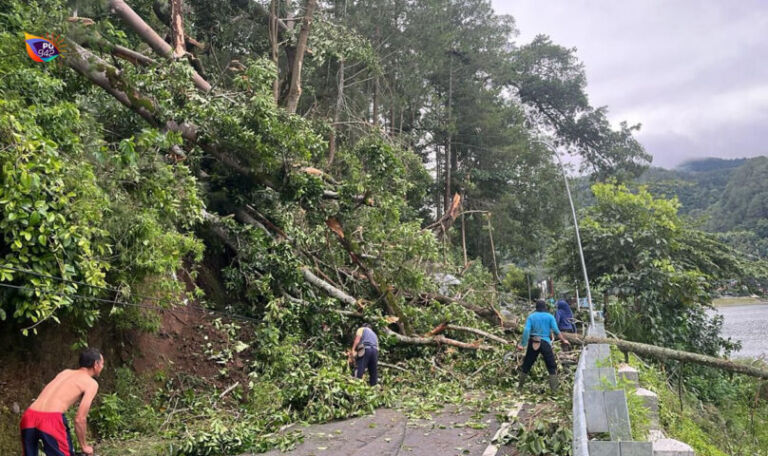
top-left (21, 347), bottom-right (104, 456)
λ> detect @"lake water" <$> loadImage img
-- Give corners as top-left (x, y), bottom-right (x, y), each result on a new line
top-left (716, 303), bottom-right (768, 359)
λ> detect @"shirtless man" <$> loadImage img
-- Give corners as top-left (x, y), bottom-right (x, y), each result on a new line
top-left (21, 347), bottom-right (104, 456)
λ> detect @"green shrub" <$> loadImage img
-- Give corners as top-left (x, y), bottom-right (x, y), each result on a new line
top-left (91, 368), bottom-right (160, 439)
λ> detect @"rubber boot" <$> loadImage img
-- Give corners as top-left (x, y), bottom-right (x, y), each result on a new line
top-left (548, 374), bottom-right (559, 392)
top-left (518, 372), bottom-right (528, 388)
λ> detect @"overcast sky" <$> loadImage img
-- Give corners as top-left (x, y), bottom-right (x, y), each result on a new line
top-left (493, 0), bottom-right (768, 169)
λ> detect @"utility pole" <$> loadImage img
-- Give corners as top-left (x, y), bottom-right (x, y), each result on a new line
top-left (548, 143), bottom-right (595, 327)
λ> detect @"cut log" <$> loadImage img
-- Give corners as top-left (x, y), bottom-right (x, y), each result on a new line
top-left (564, 333), bottom-right (768, 380)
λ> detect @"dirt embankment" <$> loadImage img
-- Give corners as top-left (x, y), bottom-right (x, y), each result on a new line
top-left (0, 302), bottom-right (247, 453)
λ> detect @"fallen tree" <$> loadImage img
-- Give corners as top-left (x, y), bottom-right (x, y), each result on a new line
top-left (563, 333), bottom-right (768, 380)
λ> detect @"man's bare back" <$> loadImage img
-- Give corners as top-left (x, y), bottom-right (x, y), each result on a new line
top-left (30, 369), bottom-right (98, 413)
top-left (21, 348), bottom-right (103, 456)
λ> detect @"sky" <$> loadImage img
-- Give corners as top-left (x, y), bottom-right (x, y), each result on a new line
top-left (492, 0), bottom-right (768, 169)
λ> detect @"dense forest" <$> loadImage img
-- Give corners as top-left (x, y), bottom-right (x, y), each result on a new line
top-left (640, 157), bottom-right (768, 260)
top-left (1, 1), bottom-right (767, 455)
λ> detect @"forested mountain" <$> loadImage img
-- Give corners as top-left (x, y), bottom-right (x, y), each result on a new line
top-left (639, 156), bottom-right (768, 258)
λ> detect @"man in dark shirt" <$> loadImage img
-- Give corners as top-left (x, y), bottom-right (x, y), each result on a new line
top-left (348, 323), bottom-right (379, 386)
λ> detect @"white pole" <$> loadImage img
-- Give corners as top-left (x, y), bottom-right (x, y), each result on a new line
top-left (549, 146), bottom-right (595, 327)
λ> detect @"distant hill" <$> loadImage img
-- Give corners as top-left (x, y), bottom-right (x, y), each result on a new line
top-left (637, 160), bottom-right (739, 217)
top-left (677, 157), bottom-right (748, 173)
top-left (637, 156), bottom-right (768, 257)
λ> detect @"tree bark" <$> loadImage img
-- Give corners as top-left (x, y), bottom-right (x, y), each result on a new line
top-left (444, 62), bottom-right (453, 214)
top-left (564, 333), bottom-right (768, 380)
top-left (64, 41), bottom-right (158, 126)
top-left (170, 0), bottom-right (185, 56)
top-left (372, 76), bottom-right (379, 125)
top-left (283, 0), bottom-right (317, 113)
top-left (269, 0), bottom-right (280, 103)
top-left (301, 267), bottom-right (359, 307)
top-left (487, 213), bottom-right (499, 282)
top-left (460, 196), bottom-right (468, 267)
top-left (108, 0), bottom-right (210, 92)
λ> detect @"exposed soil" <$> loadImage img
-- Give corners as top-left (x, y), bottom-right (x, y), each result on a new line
top-left (0, 301), bottom-right (251, 454)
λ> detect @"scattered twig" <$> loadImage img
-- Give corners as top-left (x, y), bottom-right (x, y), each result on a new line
top-left (218, 381), bottom-right (240, 399)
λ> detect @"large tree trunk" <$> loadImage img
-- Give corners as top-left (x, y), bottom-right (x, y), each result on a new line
top-left (283, 0), bottom-right (318, 113)
top-left (564, 333), bottom-right (768, 380)
top-left (444, 63), bottom-right (453, 214)
top-left (372, 76), bottom-right (379, 125)
top-left (108, 0), bottom-right (210, 92)
top-left (269, 0), bottom-right (280, 102)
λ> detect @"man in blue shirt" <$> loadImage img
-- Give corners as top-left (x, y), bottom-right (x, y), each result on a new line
top-left (517, 300), bottom-right (570, 391)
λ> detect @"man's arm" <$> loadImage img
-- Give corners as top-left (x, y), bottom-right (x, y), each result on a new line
top-left (349, 329), bottom-right (362, 362)
top-left (75, 379), bottom-right (99, 455)
top-left (550, 315), bottom-right (570, 345)
top-left (517, 318), bottom-right (532, 350)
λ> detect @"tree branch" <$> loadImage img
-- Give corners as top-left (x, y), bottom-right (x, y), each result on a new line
top-left (108, 0), bottom-right (211, 92)
top-left (446, 324), bottom-right (509, 345)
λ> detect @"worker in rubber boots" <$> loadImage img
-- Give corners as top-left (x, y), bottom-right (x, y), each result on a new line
top-left (348, 323), bottom-right (379, 386)
top-left (20, 348), bottom-right (104, 456)
top-left (517, 300), bottom-right (570, 392)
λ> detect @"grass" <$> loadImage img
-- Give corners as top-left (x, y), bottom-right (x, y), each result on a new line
top-left (712, 296), bottom-right (767, 308)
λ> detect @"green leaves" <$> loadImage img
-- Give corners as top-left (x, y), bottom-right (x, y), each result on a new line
top-left (550, 182), bottom-right (748, 355)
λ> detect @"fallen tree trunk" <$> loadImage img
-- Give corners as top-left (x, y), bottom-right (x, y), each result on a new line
top-left (108, 0), bottom-right (211, 92)
top-left (301, 267), bottom-right (359, 308)
top-left (563, 333), bottom-right (768, 380)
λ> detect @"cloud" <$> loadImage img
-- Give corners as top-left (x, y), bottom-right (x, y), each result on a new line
top-left (494, 0), bottom-right (768, 168)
